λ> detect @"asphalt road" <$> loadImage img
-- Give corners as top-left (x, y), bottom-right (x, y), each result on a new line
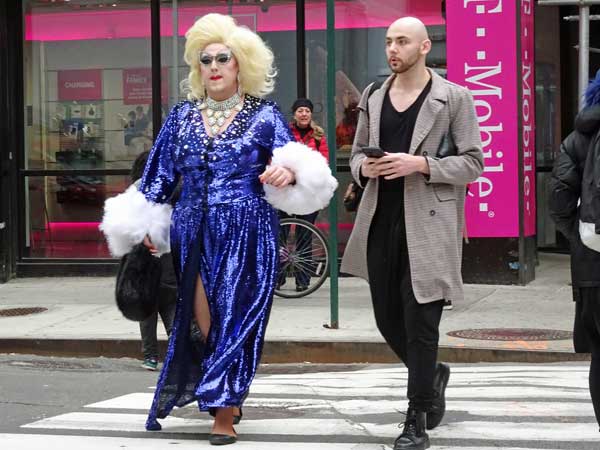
top-left (1, 355), bottom-right (598, 449)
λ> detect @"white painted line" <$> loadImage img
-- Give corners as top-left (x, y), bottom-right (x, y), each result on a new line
top-left (22, 413), bottom-right (600, 442)
top-left (86, 393), bottom-right (154, 410)
top-left (253, 375), bottom-right (588, 389)
top-left (365, 421), bottom-right (600, 442)
top-left (85, 394), bottom-right (596, 418)
top-left (0, 434), bottom-right (383, 450)
top-left (262, 366), bottom-right (589, 378)
top-left (21, 413), bottom-right (368, 436)
top-left (88, 385), bottom-right (590, 401)
top-left (248, 384), bottom-right (589, 399)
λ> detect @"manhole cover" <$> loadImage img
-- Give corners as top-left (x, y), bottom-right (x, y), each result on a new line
top-left (0, 307), bottom-right (48, 317)
top-left (7, 359), bottom-right (101, 371)
top-left (447, 328), bottom-right (573, 341)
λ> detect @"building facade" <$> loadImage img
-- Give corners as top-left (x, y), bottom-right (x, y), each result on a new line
top-left (0, 0), bottom-right (597, 283)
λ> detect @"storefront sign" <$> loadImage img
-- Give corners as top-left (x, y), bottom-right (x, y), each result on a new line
top-left (521, 0), bottom-right (536, 236)
top-left (58, 69), bottom-right (102, 101)
top-left (447, 0), bottom-right (519, 237)
top-left (123, 68), bottom-right (168, 105)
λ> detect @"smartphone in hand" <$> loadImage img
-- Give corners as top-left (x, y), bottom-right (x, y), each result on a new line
top-left (361, 146), bottom-right (386, 158)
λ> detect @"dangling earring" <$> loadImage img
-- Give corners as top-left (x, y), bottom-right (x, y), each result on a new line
top-left (237, 74), bottom-right (243, 96)
top-left (198, 88), bottom-right (208, 110)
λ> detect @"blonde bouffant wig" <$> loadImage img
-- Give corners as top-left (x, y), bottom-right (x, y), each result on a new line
top-left (182, 13), bottom-right (276, 100)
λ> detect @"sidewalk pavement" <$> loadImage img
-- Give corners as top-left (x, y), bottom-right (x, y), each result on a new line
top-left (0, 253), bottom-right (589, 363)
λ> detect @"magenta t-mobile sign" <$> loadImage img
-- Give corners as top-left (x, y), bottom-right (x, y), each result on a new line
top-left (447, 0), bottom-right (536, 238)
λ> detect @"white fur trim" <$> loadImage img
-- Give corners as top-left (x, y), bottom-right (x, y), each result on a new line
top-left (99, 185), bottom-right (172, 257)
top-left (580, 220), bottom-right (600, 252)
top-left (264, 141), bottom-right (338, 215)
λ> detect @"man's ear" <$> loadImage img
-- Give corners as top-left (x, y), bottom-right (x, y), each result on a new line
top-left (421, 39), bottom-right (432, 55)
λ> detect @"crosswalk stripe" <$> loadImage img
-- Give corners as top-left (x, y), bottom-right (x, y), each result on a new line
top-left (21, 412), bottom-right (599, 442)
top-left (252, 375), bottom-right (589, 389)
top-left (21, 413), bottom-right (367, 436)
top-left (85, 393), bottom-right (596, 417)
top-left (0, 434), bottom-right (383, 450)
top-left (0, 434), bottom-right (573, 450)
top-left (262, 366), bottom-right (590, 379)
top-left (365, 421), bottom-right (600, 441)
top-left (247, 384), bottom-right (590, 399)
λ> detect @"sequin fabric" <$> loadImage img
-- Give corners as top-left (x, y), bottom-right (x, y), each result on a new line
top-left (139, 96), bottom-right (293, 429)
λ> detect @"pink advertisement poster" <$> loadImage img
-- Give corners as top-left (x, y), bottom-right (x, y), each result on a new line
top-left (447, 1), bottom-right (519, 237)
top-left (123, 68), bottom-right (168, 105)
top-left (57, 69), bottom-right (102, 101)
top-left (521, 0), bottom-right (536, 236)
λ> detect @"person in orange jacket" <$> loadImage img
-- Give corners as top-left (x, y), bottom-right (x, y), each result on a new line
top-left (278, 98), bottom-right (330, 292)
top-left (289, 98), bottom-right (329, 159)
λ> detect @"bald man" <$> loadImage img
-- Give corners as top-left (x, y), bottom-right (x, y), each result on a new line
top-left (341, 17), bottom-right (484, 450)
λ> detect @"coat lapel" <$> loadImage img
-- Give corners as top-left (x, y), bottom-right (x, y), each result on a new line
top-left (368, 75), bottom-right (394, 147)
top-left (409, 70), bottom-right (448, 154)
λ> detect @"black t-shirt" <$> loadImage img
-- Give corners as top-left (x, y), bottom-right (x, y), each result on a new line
top-left (378, 78), bottom-right (432, 194)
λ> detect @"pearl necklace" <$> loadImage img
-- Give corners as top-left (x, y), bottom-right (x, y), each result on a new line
top-left (197, 93), bottom-right (244, 135)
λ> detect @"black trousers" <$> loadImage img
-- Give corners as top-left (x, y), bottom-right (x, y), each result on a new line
top-left (367, 207), bottom-right (444, 412)
top-left (576, 287), bottom-right (600, 427)
top-left (139, 285), bottom-right (176, 360)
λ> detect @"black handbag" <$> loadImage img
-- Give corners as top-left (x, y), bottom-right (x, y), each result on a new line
top-left (436, 132), bottom-right (457, 158)
top-left (343, 180), bottom-right (363, 212)
top-left (115, 243), bottom-right (162, 321)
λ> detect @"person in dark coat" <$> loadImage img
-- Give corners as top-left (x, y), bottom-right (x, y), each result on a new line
top-left (130, 151), bottom-right (177, 371)
top-left (549, 70), bottom-right (600, 430)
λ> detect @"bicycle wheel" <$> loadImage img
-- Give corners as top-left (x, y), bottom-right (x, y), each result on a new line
top-left (274, 218), bottom-right (329, 298)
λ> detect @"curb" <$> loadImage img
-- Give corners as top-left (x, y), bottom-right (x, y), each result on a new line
top-left (0, 338), bottom-right (590, 364)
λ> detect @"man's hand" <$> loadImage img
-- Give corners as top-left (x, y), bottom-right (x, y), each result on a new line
top-left (361, 157), bottom-right (383, 179)
top-left (375, 153), bottom-right (429, 180)
top-left (259, 165), bottom-right (295, 188)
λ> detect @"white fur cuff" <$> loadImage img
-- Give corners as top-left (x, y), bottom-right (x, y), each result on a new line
top-left (99, 185), bottom-right (172, 257)
top-left (264, 141), bottom-right (338, 215)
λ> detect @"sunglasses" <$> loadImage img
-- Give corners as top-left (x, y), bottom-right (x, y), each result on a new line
top-left (199, 51), bottom-right (233, 66)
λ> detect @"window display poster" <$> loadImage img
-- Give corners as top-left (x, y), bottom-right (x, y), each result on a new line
top-left (122, 68), bottom-right (168, 105)
top-left (58, 69), bottom-right (102, 101)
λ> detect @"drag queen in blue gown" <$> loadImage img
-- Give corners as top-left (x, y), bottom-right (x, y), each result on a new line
top-left (100, 13), bottom-right (337, 445)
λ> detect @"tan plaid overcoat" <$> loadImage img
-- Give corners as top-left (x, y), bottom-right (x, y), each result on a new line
top-left (340, 69), bottom-right (484, 304)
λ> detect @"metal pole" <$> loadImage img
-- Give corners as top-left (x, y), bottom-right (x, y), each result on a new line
top-left (326, 0), bottom-right (339, 329)
top-left (296, 0), bottom-right (306, 98)
top-left (171, 0), bottom-right (179, 107)
top-left (151, 0), bottom-right (162, 140)
top-left (578, 5), bottom-right (590, 110)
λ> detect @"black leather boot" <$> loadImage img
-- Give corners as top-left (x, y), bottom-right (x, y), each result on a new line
top-left (427, 363), bottom-right (450, 430)
top-left (393, 408), bottom-right (430, 450)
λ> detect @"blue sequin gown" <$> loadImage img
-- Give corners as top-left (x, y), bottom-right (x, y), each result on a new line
top-left (139, 96), bottom-right (293, 429)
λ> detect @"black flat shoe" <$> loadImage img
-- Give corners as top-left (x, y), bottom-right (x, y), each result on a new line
top-left (209, 433), bottom-right (237, 446)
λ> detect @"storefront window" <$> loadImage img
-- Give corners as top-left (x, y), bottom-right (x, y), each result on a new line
top-left (535, 6), bottom-right (562, 249)
top-left (22, 0), bottom-right (153, 258)
top-left (26, 175), bottom-right (129, 258)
